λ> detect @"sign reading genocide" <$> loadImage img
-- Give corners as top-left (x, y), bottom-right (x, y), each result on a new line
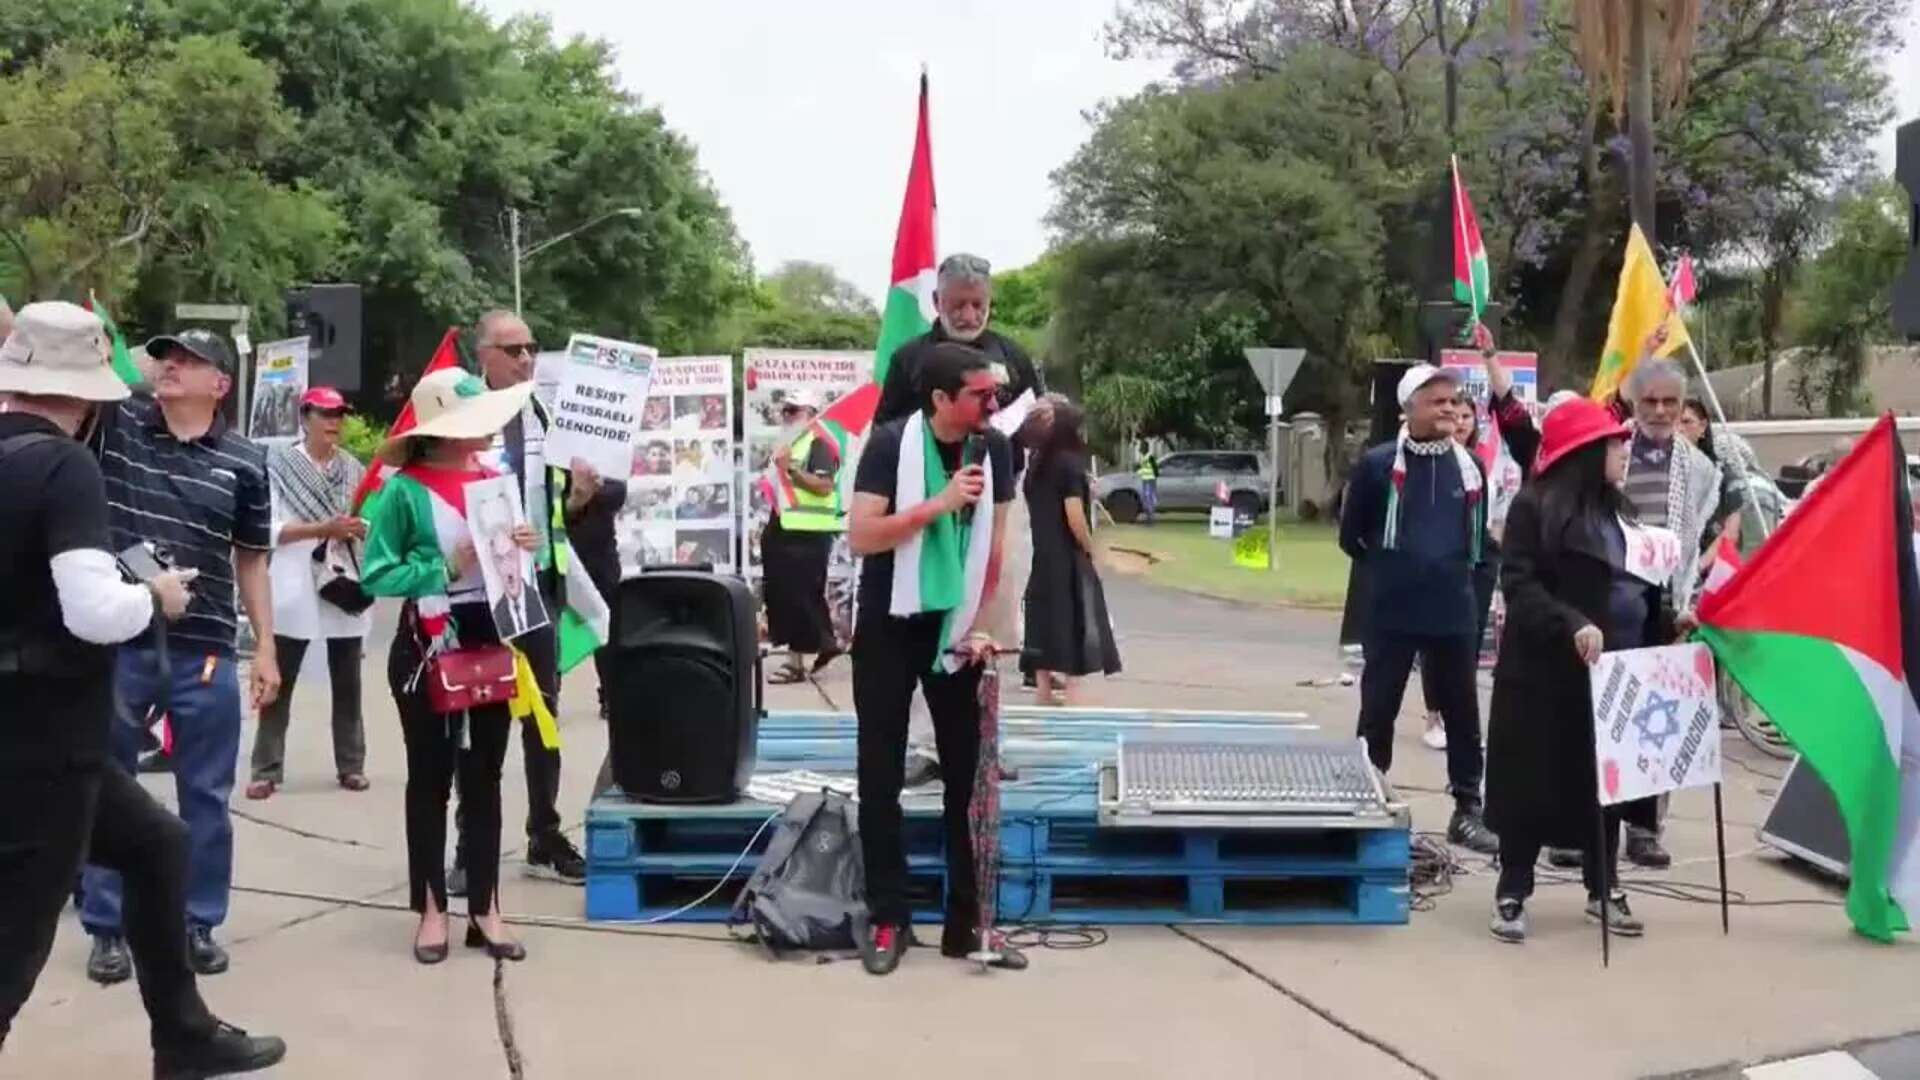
top-left (620, 355), bottom-right (737, 575)
top-left (546, 333), bottom-right (657, 480)
top-left (1589, 643), bottom-right (1724, 806)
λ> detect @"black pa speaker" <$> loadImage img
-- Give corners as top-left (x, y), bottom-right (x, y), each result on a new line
top-left (607, 568), bottom-right (761, 803)
top-left (285, 283), bottom-right (364, 392)
top-left (1758, 756), bottom-right (1850, 879)
top-left (1894, 119), bottom-right (1920, 341)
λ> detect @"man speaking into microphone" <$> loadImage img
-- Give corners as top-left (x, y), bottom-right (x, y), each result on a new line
top-left (847, 343), bottom-right (1022, 976)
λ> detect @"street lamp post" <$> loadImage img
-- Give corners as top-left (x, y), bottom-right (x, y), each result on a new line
top-left (510, 206), bottom-right (645, 316)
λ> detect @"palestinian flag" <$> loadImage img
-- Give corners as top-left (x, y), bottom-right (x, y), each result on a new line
top-left (1696, 415), bottom-right (1920, 942)
top-left (85, 293), bottom-right (145, 386)
top-left (348, 328), bottom-right (463, 516)
top-left (1699, 533), bottom-right (1743, 599)
top-left (1451, 155), bottom-right (1491, 333)
top-left (874, 71), bottom-right (937, 387)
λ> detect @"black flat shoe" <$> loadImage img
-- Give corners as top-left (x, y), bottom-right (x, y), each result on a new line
top-left (414, 941), bottom-right (449, 965)
top-left (465, 922), bottom-right (526, 962)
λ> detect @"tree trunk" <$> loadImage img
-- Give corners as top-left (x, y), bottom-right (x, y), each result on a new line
top-left (1758, 260), bottom-right (1793, 419)
top-left (1626, 0), bottom-right (1658, 236)
top-left (1545, 102), bottom-right (1617, 391)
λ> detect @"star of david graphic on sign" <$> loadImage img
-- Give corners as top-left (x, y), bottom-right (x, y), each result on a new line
top-left (1590, 644), bottom-right (1724, 806)
top-left (1632, 690), bottom-right (1684, 751)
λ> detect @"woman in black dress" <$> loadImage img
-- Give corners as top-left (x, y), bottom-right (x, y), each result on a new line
top-left (1484, 397), bottom-right (1670, 944)
top-left (1021, 402), bottom-right (1120, 705)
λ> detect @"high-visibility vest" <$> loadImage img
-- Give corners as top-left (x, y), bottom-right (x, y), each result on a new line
top-left (1137, 455), bottom-right (1158, 481)
top-left (776, 430), bottom-right (844, 533)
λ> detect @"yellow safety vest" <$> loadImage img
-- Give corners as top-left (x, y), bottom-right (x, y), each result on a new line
top-left (1137, 456), bottom-right (1158, 481)
top-left (779, 430), bottom-right (844, 533)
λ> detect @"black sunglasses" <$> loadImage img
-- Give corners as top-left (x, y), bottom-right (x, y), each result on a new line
top-left (488, 341), bottom-right (538, 358)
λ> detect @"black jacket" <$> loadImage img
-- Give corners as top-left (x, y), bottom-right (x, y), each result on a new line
top-left (1485, 489), bottom-right (1665, 845)
top-left (875, 324), bottom-right (1044, 472)
top-left (1338, 441), bottom-right (1487, 637)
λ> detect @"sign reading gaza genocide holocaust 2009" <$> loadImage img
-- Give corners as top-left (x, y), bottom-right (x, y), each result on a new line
top-left (544, 333), bottom-right (658, 481)
top-left (1589, 643), bottom-right (1724, 806)
top-left (620, 355), bottom-right (737, 575)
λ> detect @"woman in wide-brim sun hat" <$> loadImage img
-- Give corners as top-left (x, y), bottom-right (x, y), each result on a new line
top-left (361, 365), bottom-right (538, 966)
top-left (376, 368), bottom-right (534, 466)
top-left (1483, 396), bottom-right (1669, 945)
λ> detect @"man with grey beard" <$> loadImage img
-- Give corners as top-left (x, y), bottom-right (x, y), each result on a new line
top-left (875, 254), bottom-right (1048, 782)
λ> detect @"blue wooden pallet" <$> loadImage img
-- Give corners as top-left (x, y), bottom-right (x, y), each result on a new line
top-left (582, 708), bottom-right (1408, 926)
top-left (998, 870), bottom-right (1409, 926)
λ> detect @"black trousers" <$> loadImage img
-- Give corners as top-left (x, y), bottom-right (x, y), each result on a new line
top-left (455, 618), bottom-right (561, 862)
top-left (1422, 559), bottom-right (1499, 714)
top-left (250, 635), bottom-right (365, 782)
top-left (0, 761), bottom-right (216, 1052)
top-left (853, 613), bottom-right (981, 934)
top-left (1496, 816), bottom-right (1622, 902)
top-left (391, 610), bottom-right (513, 916)
top-left (1358, 631), bottom-right (1483, 806)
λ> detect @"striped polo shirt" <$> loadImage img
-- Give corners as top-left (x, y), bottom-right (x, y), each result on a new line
top-left (97, 394), bottom-right (272, 656)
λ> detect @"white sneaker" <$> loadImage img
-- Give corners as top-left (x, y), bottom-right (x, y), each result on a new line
top-left (1421, 714), bottom-right (1448, 751)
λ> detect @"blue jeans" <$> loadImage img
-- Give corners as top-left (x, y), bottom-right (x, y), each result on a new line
top-left (1140, 479), bottom-right (1158, 521)
top-left (81, 647), bottom-right (242, 935)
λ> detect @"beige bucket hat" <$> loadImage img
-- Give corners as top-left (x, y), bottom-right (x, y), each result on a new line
top-left (0, 301), bottom-right (130, 403)
top-left (378, 367), bottom-right (534, 465)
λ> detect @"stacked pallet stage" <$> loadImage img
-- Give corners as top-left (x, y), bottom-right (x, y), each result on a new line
top-left (585, 709), bottom-right (1411, 927)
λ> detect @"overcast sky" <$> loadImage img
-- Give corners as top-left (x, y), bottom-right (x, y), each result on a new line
top-left (478, 1), bottom-right (1916, 305)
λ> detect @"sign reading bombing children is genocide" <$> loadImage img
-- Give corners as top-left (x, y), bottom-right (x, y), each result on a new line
top-left (1589, 643), bottom-right (1724, 806)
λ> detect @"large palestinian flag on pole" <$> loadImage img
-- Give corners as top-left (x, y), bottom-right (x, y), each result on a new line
top-left (873, 70), bottom-right (937, 388)
top-left (1696, 415), bottom-right (1920, 942)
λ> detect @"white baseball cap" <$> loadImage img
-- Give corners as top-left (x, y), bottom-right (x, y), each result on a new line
top-left (1396, 364), bottom-right (1460, 409)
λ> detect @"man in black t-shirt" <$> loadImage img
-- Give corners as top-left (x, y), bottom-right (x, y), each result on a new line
top-left (848, 342), bottom-right (1023, 976)
top-left (0, 302), bottom-right (284, 1076)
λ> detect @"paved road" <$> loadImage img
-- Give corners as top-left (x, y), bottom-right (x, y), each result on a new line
top-left (7, 578), bottom-right (1920, 1079)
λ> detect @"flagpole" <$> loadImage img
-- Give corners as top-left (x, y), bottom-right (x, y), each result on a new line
top-left (1683, 339), bottom-right (1728, 425)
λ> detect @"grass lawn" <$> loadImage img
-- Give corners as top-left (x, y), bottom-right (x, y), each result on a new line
top-left (1098, 515), bottom-right (1348, 608)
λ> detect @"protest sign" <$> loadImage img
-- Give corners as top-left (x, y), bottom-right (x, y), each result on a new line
top-left (620, 355), bottom-right (736, 575)
top-left (546, 333), bottom-right (657, 480)
top-left (1589, 643), bottom-right (1723, 806)
top-left (249, 337), bottom-right (310, 441)
top-left (465, 475), bottom-right (549, 641)
top-left (742, 348), bottom-right (872, 577)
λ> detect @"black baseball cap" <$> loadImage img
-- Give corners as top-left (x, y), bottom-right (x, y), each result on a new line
top-left (145, 328), bottom-right (236, 373)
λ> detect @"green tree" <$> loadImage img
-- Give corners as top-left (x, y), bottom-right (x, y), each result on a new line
top-left (0, 34), bottom-right (342, 319)
top-left (1791, 180), bottom-right (1911, 414)
top-left (1, 0), bottom-right (752, 414)
top-left (763, 260), bottom-right (876, 317)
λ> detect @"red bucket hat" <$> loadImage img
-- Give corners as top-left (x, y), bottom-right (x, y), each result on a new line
top-left (1535, 397), bottom-right (1630, 474)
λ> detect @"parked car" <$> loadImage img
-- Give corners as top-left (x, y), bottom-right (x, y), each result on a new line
top-left (1096, 450), bottom-right (1274, 523)
top-left (1778, 451), bottom-right (1920, 499)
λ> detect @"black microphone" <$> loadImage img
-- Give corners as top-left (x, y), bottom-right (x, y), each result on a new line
top-left (959, 434), bottom-right (987, 526)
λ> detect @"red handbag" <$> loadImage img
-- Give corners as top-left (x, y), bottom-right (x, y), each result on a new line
top-left (425, 645), bottom-right (517, 714)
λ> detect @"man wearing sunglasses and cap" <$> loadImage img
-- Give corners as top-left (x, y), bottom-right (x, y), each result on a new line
top-left (0, 302), bottom-right (285, 1077)
top-left (1339, 363), bottom-right (1500, 855)
top-left (79, 326), bottom-right (281, 986)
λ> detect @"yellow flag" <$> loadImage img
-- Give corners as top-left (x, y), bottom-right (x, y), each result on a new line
top-left (1589, 224), bottom-right (1691, 404)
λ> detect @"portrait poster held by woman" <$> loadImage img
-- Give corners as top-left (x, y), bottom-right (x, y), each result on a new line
top-left (1483, 397), bottom-right (1686, 945)
top-left (361, 368), bottom-right (546, 965)
top-left (1021, 401), bottom-right (1119, 705)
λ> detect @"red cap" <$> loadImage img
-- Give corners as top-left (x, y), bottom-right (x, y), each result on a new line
top-left (300, 386), bottom-right (348, 412)
top-left (1535, 398), bottom-right (1630, 475)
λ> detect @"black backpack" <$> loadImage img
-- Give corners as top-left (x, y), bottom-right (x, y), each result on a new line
top-left (728, 790), bottom-right (868, 956)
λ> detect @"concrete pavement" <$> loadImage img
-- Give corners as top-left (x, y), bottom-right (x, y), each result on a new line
top-left (5, 575), bottom-right (1919, 1079)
